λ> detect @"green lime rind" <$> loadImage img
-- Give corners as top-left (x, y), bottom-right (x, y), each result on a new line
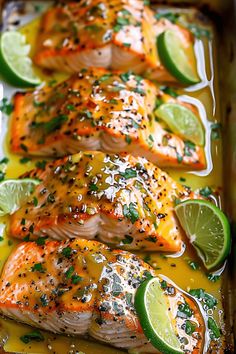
top-left (0, 178), bottom-right (40, 216)
top-left (175, 199), bottom-right (231, 270)
top-left (135, 277), bottom-right (183, 354)
top-left (155, 103), bottom-right (205, 146)
top-left (0, 31), bottom-right (41, 88)
top-left (157, 29), bottom-right (200, 85)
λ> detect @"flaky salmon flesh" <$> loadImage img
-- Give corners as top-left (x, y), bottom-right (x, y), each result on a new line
top-left (0, 239), bottom-right (205, 353)
top-left (9, 151), bottom-right (197, 253)
top-left (34, 0), bottom-right (196, 81)
top-left (11, 69), bottom-right (205, 169)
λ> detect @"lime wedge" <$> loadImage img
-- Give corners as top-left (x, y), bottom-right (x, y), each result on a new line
top-left (157, 29), bottom-right (200, 85)
top-left (175, 200), bottom-right (231, 270)
top-left (155, 103), bottom-right (205, 146)
top-left (0, 31), bottom-right (41, 87)
top-left (0, 179), bottom-right (40, 216)
top-left (135, 277), bottom-right (183, 354)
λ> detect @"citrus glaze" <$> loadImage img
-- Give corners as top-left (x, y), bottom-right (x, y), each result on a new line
top-left (0, 10), bottom-right (226, 354)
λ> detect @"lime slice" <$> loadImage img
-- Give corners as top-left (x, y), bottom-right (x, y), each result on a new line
top-left (0, 179), bottom-right (40, 216)
top-left (175, 200), bottom-right (231, 270)
top-left (135, 277), bottom-right (183, 354)
top-left (0, 31), bottom-right (41, 87)
top-left (155, 103), bottom-right (205, 146)
top-left (157, 29), bottom-right (200, 85)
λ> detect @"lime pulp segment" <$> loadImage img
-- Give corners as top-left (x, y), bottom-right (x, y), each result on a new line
top-left (155, 103), bottom-right (205, 146)
top-left (0, 179), bottom-right (40, 216)
top-left (135, 277), bottom-right (183, 354)
top-left (175, 199), bottom-right (231, 270)
top-left (0, 31), bottom-right (40, 87)
top-left (157, 29), bottom-right (200, 85)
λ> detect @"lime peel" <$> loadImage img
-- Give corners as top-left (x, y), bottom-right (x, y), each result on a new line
top-left (0, 179), bottom-right (40, 216)
top-left (155, 103), bottom-right (205, 146)
top-left (175, 199), bottom-right (231, 270)
top-left (134, 277), bottom-right (183, 354)
top-left (0, 31), bottom-right (41, 87)
top-left (157, 29), bottom-right (200, 85)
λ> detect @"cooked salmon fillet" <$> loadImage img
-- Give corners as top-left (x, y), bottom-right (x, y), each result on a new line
top-left (11, 69), bottom-right (205, 169)
top-left (34, 0), bottom-right (196, 81)
top-left (9, 151), bottom-right (196, 252)
top-left (0, 239), bottom-right (205, 353)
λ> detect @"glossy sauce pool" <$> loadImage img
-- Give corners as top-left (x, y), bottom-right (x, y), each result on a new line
top-left (0, 6), bottom-right (227, 354)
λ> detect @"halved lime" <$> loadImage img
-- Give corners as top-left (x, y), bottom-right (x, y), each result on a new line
top-left (0, 179), bottom-right (40, 216)
top-left (175, 200), bottom-right (231, 270)
top-left (0, 31), bottom-right (41, 87)
top-left (157, 29), bottom-right (200, 85)
top-left (155, 103), bottom-right (205, 146)
top-left (135, 277), bottom-right (183, 354)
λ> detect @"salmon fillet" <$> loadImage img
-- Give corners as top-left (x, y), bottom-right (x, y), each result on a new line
top-left (0, 239), bottom-right (205, 352)
top-left (34, 0), bottom-right (196, 81)
top-left (11, 69), bottom-right (205, 169)
top-left (9, 151), bottom-right (196, 253)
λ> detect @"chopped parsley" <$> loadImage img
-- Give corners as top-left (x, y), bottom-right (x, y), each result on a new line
top-left (187, 260), bottom-right (199, 270)
top-left (0, 157), bottom-right (9, 164)
top-left (89, 183), bottom-right (98, 191)
top-left (31, 263), bottom-right (45, 273)
top-left (146, 134), bottom-right (154, 148)
top-left (71, 274), bottom-right (83, 284)
top-left (207, 273), bottom-right (220, 282)
top-left (123, 203), bottom-right (139, 224)
top-left (189, 288), bottom-right (217, 310)
top-left (40, 294), bottom-right (48, 307)
top-left (20, 143), bottom-right (28, 152)
top-left (33, 196), bottom-right (38, 207)
top-left (184, 140), bottom-right (196, 157)
top-left (208, 317), bottom-right (221, 339)
top-left (185, 320), bottom-right (197, 335)
top-left (122, 235), bottom-right (133, 244)
top-left (160, 280), bottom-right (167, 290)
top-left (176, 151), bottom-right (183, 163)
top-left (120, 168), bottom-right (137, 179)
top-left (66, 104), bottom-right (76, 111)
top-left (125, 135), bottom-right (132, 144)
top-left (35, 236), bottom-right (48, 246)
top-left (20, 330), bottom-right (44, 344)
top-left (177, 302), bottom-right (193, 318)
top-left (20, 157), bottom-right (31, 164)
top-left (0, 97), bottom-right (14, 115)
top-left (120, 71), bottom-right (132, 82)
top-left (33, 114), bottom-right (68, 135)
top-left (62, 246), bottom-right (72, 258)
top-left (199, 186), bottom-right (213, 198)
top-left (35, 160), bottom-right (47, 170)
top-left (143, 254), bottom-right (151, 264)
top-left (65, 266), bottom-right (74, 279)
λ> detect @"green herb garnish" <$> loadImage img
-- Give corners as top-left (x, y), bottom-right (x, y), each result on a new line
top-left (20, 330), bottom-right (44, 344)
top-left (123, 203), bottom-right (139, 224)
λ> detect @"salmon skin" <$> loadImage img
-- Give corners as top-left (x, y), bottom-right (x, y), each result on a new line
top-left (9, 151), bottom-right (196, 253)
top-left (11, 69), bottom-right (205, 169)
top-left (34, 0), bottom-right (197, 82)
top-left (0, 238), bottom-right (205, 353)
